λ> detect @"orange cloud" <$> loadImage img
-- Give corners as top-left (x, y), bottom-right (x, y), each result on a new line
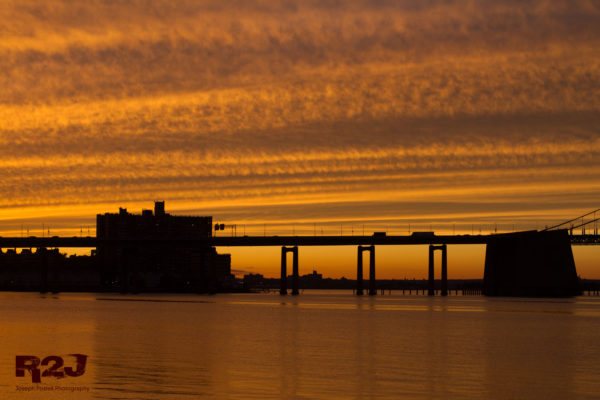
top-left (0, 0), bottom-right (599, 277)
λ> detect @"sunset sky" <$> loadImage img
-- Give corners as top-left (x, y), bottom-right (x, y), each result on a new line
top-left (1, 1), bottom-right (599, 278)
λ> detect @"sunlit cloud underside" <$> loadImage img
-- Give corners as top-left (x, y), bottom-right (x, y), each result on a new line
top-left (0, 1), bottom-right (599, 276)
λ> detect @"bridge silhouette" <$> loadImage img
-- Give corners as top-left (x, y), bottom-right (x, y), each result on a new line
top-left (0, 209), bottom-right (598, 296)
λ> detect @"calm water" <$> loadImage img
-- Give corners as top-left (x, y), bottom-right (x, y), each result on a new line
top-left (1, 291), bottom-right (600, 399)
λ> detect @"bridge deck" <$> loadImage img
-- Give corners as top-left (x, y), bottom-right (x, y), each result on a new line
top-left (0, 233), bottom-right (597, 248)
top-left (0, 235), bottom-right (487, 248)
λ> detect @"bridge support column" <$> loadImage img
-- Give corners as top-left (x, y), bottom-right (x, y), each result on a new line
top-left (369, 245), bottom-right (376, 296)
top-left (292, 246), bottom-right (299, 296)
top-left (281, 246), bottom-right (299, 295)
top-left (429, 244), bottom-right (448, 296)
top-left (441, 244), bottom-right (448, 296)
top-left (357, 245), bottom-right (376, 296)
top-left (280, 247), bottom-right (287, 295)
top-left (356, 246), bottom-right (364, 295)
top-left (428, 245), bottom-right (434, 296)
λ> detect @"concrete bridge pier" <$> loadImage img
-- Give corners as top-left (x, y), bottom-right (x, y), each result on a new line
top-left (428, 244), bottom-right (448, 296)
top-left (280, 246), bottom-right (299, 295)
top-left (369, 245), bottom-right (376, 296)
top-left (428, 245), bottom-right (434, 296)
top-left (280, 247), bottom-right (287, 295)
top-left (356, 246), bottom-right (364, 295)
top-left (357, 245), bottom-right (376, 296)
top-left (441, 244), bottom-right (448, 296)
top-left (291, 246), bottom-right (299, 295)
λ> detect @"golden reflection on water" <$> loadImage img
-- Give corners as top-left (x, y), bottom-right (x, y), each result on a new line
top-left (227, 300), bottom-right (489, 313)
top-left (0, 292), bottom-right (599, 399)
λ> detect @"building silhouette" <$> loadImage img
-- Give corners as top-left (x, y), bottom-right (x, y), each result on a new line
top-left (96, 201), bottom-right (232, 293)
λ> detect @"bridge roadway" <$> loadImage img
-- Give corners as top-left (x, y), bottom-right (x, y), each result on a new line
top-left (0, 233), bottom-right (597, 248)
top-left (0, 234), bottom-right (489, 248)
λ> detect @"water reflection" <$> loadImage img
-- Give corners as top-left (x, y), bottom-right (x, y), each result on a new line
top-left (482, 299), bottom-right (578, 399)
top-left (1, 292), bottom-right (599, 399)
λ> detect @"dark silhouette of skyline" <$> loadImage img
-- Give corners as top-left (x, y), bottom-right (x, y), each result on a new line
top-left (0, 203), bottom-right (597, 296)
